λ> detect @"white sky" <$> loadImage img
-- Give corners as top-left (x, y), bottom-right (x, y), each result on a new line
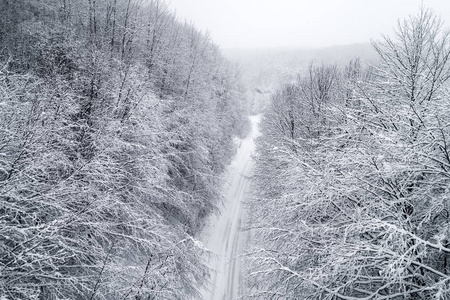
top-left (167, 0), bottom-right (450, 49)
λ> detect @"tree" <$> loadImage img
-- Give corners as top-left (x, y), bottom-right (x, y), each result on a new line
top-left (0, 0), bottom-right (249, 298)
top-left (248, 8), bottom-right (450, 300)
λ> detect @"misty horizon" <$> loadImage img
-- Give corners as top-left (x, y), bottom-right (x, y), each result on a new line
top-left (169, 0), bottom-right (450, 49)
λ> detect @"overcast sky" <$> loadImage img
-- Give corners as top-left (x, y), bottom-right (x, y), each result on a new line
top-left (168, 0), bottom-right (450, 49)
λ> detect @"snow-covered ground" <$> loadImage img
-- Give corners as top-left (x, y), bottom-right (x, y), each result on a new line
top-left (200, 115), bottom-right (261, 300)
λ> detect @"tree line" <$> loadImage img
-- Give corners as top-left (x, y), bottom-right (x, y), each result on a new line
top-left (249, 9), bottom-right (450, 299)
top-left (0, 0), bottom-right (249, 299)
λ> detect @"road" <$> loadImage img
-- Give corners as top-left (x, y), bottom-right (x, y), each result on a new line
top-left (200, 115), bottom-right (260, 300)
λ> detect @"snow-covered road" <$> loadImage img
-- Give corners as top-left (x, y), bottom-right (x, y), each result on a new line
top-left (200, 115), bottom-right (260, 300)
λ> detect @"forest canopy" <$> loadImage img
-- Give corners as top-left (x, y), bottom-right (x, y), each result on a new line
top-left (0, 0), bottom-right (249, 299)
top-left (249, 8), bottom-right (450, 300)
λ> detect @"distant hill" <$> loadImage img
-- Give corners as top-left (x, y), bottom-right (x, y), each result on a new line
top-left (224, 43), bottom-right (379, 113)
top-left (223, 43), bottom-right (378, 68)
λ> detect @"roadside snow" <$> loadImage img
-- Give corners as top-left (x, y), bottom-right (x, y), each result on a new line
top-left (200, 115), bottom-right (261, 300)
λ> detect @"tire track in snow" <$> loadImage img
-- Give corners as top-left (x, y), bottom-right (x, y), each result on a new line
top-left (200, 115), bottom-right (260, 300)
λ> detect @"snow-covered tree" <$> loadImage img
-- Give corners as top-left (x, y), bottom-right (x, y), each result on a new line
top-left (249, 8), bottom-right (450, 300)
top-left (0, 0), bottom-right (249, 299)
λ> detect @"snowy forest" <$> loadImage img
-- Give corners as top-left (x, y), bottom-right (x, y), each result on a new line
top-left (2, 0), bottom-right (450, 300)
top-left (0, 0), bottom-right (249, 299)
top-left (249, 8), bottom-right (450, 300)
